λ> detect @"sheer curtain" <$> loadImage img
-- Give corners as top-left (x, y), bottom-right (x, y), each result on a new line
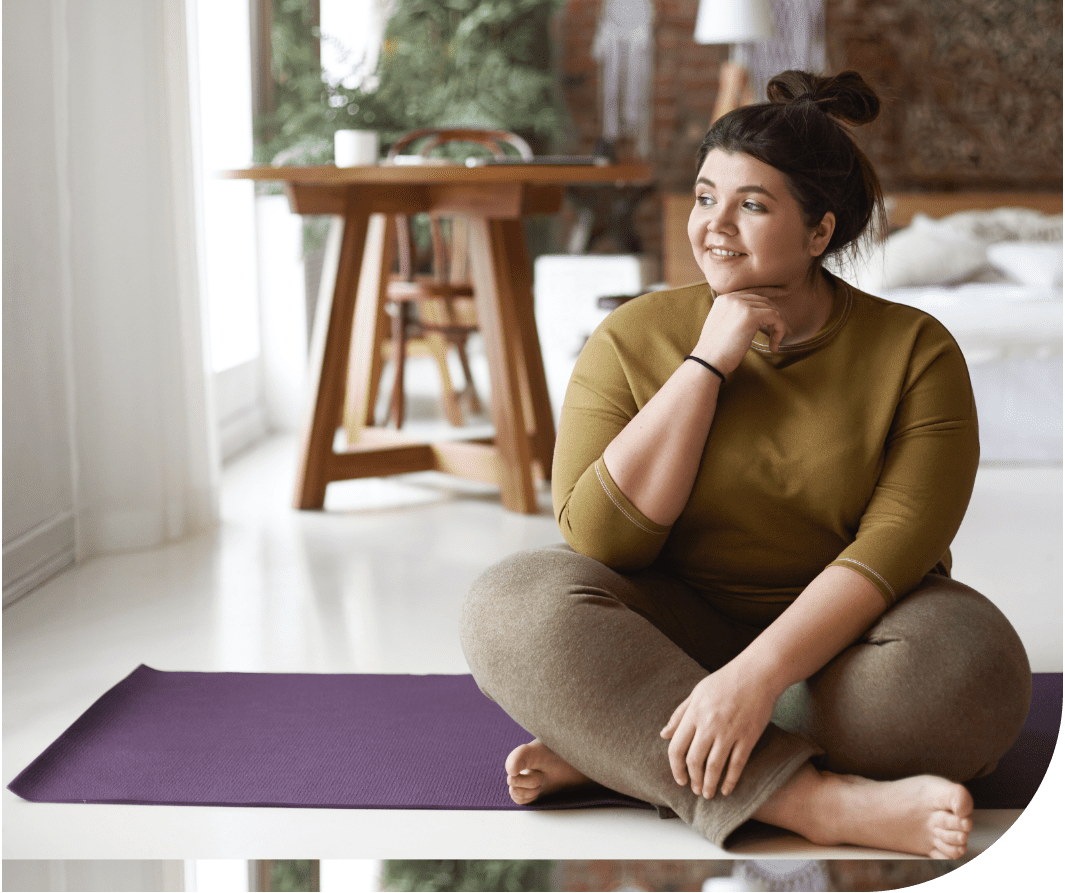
top-left (56, 0), bottom-right (219, 557)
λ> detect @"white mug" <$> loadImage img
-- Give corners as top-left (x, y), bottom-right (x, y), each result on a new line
top-left (334, 130), bottom-right (379, 166)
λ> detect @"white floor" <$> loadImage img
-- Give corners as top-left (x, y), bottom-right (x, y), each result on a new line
top-left (3, 394), bottom-right (1061, 864)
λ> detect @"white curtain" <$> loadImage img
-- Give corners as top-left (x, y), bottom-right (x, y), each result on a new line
top-left (55, 0), bottom-right (219, 557)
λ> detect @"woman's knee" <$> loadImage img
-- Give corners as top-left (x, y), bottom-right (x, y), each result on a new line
top-left (810, 574), bottom-right (1031, 780)
top-left (459, 545), bottom-right (613, 686)
top-left (463, 544), bottom-right (581, 633)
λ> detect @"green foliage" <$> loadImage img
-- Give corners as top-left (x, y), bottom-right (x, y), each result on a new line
top-left (267, 860), bottom-right (318, 892)
top-left (381, 860), bottom-right (555, 892)
top-left (254, 0), bottom-right (570, 166)
top-left (375, 0), bottom-right (568, 144)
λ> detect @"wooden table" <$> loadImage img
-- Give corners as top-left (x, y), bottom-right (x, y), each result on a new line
top-left (222, 161), bottom-right (654, 513)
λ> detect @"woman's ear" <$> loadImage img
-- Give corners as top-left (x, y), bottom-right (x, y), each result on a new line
top-left (808, 212), bottom-right (836, 258)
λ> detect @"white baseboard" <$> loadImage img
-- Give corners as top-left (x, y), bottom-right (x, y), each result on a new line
top-left (3, 512), bottom-right (77, 607)
top-left (215, 359), bottom-right (270, 462)
top-left (219, 400), bottom-right (269, 463)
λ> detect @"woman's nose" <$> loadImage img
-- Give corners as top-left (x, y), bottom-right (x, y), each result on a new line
top-left (708, 207), bottom-right (737, 234)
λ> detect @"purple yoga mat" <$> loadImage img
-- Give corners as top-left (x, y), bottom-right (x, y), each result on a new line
top-left (965, 672), bottom-right (1061, 809)
top-left (8, 667), bottom-right (1058, 812)
top-left (7, 665), bottom-right (647, 811)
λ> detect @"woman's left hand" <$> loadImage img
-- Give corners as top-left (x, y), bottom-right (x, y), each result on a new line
top-left (660, 660), bottom-right (778, 798)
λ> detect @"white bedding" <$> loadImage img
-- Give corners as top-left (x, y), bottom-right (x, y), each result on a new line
top-left (837, 205), bottom-right (1064, 464)
top-left (882, 283), bottom-right (1062, 361)
top-left (876, 282), bottom-right (1062, 464)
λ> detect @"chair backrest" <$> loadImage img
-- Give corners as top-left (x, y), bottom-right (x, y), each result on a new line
top-left (390, 128), bottom-right (533, 283)
top-left (387, 127), bottom-right (534, 162)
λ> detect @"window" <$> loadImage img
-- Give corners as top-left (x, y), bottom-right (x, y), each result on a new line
top-left (192, 0), bottom-right (267, 459)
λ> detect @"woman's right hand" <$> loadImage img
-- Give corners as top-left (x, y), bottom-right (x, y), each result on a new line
top-left (690, 288), bottom-right (793, 375)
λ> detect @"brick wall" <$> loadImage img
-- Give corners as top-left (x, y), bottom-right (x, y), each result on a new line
top-left (555, 0), bottom-right (725, 271)
top-left (825, 0), bottom-right (1063, 191)
top-left (553, 0), bottom-right (1062, 274)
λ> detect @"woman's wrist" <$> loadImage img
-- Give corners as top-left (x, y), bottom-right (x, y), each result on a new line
top-left (688, 340), bottom-right (737, 377)
top-left (730, 644), bottom-right (793, 702)
top-left (684, 355), bottom-right (727, 383)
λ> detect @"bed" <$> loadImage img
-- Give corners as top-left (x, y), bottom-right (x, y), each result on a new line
top-left (663, 191), bottom-right (1064, 464)
top-left (844, 193), bottom-right (1063, 464)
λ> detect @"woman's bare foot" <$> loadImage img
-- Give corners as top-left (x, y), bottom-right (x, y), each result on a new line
top-left (755, 764), bottom-right (974, 859)
top-left (505, 739), bottom-right (593, 805)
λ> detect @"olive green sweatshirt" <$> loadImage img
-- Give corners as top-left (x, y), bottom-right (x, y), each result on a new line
top-left (553, 276), bottom-right (979, 625)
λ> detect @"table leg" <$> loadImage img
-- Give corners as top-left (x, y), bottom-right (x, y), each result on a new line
top-left (344, 214), bottom-right (394, 436)
top-left (293, 203), bottom-right (370, 509)
top-left (497, 219), bottom-right (556, 480)
top-left (466, 218), bottom-right (538, 514)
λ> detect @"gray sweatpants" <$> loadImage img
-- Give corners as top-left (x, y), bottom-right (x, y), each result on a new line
top-left (459, 544), bottom-right (1032, 847)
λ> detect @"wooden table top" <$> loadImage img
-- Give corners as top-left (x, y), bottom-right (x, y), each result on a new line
top-left (219, 161), bottom-right (655, 187)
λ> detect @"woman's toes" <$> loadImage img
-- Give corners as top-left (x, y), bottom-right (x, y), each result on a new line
top-left (939, 811), bottom-right (971, 833)
top-left (507, 771), bottom-right (543, 804)
top-left (933, 826), bottom-right (967, 847)
top-left (507, 770), bottom-right (542, 790)
top-left (504, 742), bottom-right (536, 777)
top-left (931, 813), bottom-right (969, 859)
top-left (931, 843), bottom-right (965, 860)
top-left (508, 786), bottom-right (538, 805)
top-left (503, 738), bottom-right (591, 806)
top-left (949, 786), bottom-right (974, 818)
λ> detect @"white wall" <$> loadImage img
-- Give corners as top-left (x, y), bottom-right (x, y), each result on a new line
top-left (2, 0), bottom-right (78, 604)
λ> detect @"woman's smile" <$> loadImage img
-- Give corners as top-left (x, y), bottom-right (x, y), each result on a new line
top-left (706, 246), bottom-right (745, 259)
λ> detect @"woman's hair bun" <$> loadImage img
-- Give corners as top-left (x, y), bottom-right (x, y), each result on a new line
top-left (766, 70), bottom-right (880, 126)
top-left (699, 68), bottom-right (886, 262)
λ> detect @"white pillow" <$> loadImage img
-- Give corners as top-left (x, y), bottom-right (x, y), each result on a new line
top-left (849, 213), bottom-right (989, 293)
top-left (987, 241), bottom-right (1064, 288)
top-left (938, 208), bottom-right (1063, 244)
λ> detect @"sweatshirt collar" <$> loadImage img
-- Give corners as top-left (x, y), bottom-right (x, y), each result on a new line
top-left (746, 273), bottom-right (852, 362)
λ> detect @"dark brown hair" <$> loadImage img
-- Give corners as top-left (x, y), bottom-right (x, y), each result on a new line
top-left (698, 70), bottom-right (886, 267)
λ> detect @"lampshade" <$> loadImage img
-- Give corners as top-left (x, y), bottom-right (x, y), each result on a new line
top-left (694, 0), bottom-right (775, 45)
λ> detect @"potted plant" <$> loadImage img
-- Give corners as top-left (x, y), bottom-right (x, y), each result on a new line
top-left (255, 0), bottom-right (571, 165)
top-left (254, 0), bottom-right (572, 304)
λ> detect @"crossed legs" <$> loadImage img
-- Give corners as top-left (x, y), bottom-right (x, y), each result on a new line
top-left (459, 545), bottom-right (1031, 855)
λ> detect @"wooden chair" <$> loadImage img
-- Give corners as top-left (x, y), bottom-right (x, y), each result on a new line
top-left (382, 127), bottom-right (534, 428)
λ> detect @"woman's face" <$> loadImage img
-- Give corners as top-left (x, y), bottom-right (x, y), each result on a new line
top-left (687, 149), bottom-right (833, 295)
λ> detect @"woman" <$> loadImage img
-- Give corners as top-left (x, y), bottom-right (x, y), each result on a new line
top-left (460, 70), bottom-right (1031, 858)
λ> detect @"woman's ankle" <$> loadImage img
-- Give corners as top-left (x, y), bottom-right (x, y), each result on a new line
top-left (751, 762), bottom-right (831, 841)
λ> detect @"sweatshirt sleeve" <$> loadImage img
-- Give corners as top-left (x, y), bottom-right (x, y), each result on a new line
top-left (829, 321), bottom-right (980, 606)
top-left (551, 321), bottom-right (673, 570)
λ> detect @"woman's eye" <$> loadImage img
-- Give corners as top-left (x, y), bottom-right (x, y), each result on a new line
top-left (743, 201), bottom-right (766, 212)
top-left (696, 194), bottom-right (714, 207)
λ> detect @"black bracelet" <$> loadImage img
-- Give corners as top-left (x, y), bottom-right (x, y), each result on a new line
top-left (684, 355), bottom-right (727, 383)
